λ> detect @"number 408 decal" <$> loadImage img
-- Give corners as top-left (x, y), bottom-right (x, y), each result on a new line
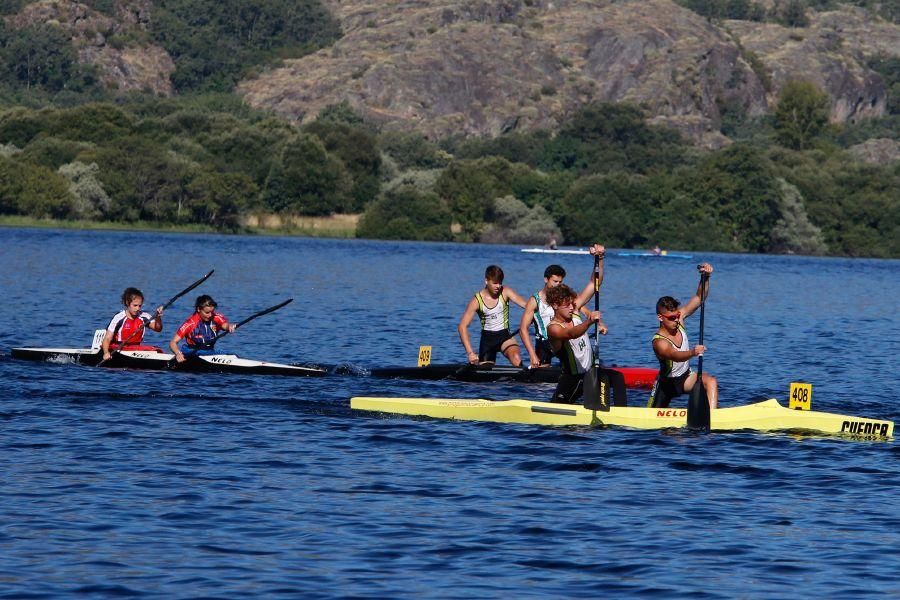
top-left (789, 382), bottom-right (812, 410)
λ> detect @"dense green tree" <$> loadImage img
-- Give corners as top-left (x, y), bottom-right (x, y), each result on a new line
top-left (381, 130), bottom-right (449, 170)
top-left (0, 107), bottom-right (48, 147)
top-left (304, 120), bottom-right (381, 212)
top-left (20, 136), bottom-right (94, 169)
top-left (357, 185), bottom-right (452, 241)
top-left (0, 155), bottom-right (73, 217)
top-left (435, 157), bottom-right (534, 240)
top-left (185, 172), bottom-right (256, 229)
top-left (82, 136), bottom-right (194, 222)
top-left (558, 174), bottom-right (663, 247)
top-left (150, 0), bottom-right (341, 92)
top-left (674, 144), bottom-right (782, 252)
top-left (774, 80), bottom-right (830, 150)
top-left (1, 24), bottom-right (76, 91)
top-left (262, 134), bottom-right (352, 215)
top-left (539, 103), bottom-right (691, 175)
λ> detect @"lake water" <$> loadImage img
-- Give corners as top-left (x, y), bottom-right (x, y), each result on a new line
top-left (1, 227), bottom-right (898, 598)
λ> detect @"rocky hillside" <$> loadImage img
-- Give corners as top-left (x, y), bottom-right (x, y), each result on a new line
top-left (237, 0), bottom-right (898, 147)
top-left (6, 0), bottom-right (174, 95)
top-left (4, 0), bottom-right (898, 148)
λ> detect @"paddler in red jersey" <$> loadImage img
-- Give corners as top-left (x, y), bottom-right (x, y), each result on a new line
top-left (101, 287), bottom-right (164, 361)
top-left (169, 294), bottom-right (236, 363)
top-left (648, 263), bottom-right (718, 409)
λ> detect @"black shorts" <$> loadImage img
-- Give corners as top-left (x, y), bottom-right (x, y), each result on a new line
top-left (478, 329), bottom-right (516, 363)
top-left (647, 370), bottom-right (692, 408)
top-left (535, 338), bottom-right (555, 365)
top-left (551, 368), bottom-right (628, 406)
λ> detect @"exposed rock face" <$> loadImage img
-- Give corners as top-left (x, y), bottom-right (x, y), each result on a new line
top-left (847, 138), bottom-right (900, 163)
top-left (726, 7), bottom-right (898, 124)
top-left (5, 0), bottom-right (174, 96)
top-left (5, 1), bottom-right (897, 147)
top-left (238, 0), bottom-right (898, 147)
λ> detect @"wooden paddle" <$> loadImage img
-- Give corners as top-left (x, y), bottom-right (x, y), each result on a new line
top-left (583, 255), bottom-right (611, 411)
top-left (206, 298), bottom-right (294, 348)
top-left (98, 269), bottom-right (215, 366)
top-left (687, 272), bottom-right (710, 430)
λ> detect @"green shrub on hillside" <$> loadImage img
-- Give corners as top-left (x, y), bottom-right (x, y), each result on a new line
top-left (150, 0), bottom-right (341, 92)
top-left (262, 133), bottom-right (352, 215)
top-left (357, 185), bottom-right (452, 241)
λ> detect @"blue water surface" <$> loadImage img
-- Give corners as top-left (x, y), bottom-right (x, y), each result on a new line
top-left (1, 227), bottom-right (898, 598)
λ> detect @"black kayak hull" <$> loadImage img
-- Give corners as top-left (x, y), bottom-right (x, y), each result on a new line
top-left (11, 347), bottom-right (327, 377)
top-left (370, 363), bottom-right (658, 388)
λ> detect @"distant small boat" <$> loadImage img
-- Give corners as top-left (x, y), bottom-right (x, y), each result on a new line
top-left (615, 251), bottom-right (693, 259)
top-left (521, 248), bottom-right (591, 255)
top-left (521, 248), bottom-right (693, 259)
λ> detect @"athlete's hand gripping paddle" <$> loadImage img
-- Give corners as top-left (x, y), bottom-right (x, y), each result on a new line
top-left (207, 298), bottom-right (293, 348)
top-left (687, 272), bottom-right (710, 430)
top-left (583, 255), bottom-right (611, 411)
top-left (98, 269), bottom-right (215, 366)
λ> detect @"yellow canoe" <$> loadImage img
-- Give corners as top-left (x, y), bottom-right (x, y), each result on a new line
top-left (350, 397), bottom-right (894, 439)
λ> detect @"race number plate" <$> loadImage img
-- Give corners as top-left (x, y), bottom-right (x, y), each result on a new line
top-left (417, 345), bottom-right (432, 367)
top-left (789, 382), bottom-right (812, 410)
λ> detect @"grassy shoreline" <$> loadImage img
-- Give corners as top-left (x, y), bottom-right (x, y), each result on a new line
top-left (0, 214), bottom-right (359, 238)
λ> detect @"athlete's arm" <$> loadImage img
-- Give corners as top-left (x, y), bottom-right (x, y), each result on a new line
top-left (652, 337), bottom-right (704, 362)
top-left (575, 247), bottom-right (604, 311)
top-left (518, 297), bottom-right (540, 367)
top-left (458, 295), bottom-right (480, 364)
top-left (147, 306), bottom-right (164, 332)
top-left (680, 263), bottom-right (713, 319)
top-left (548, 313), bottom-right (598, 342)
top-left (503, 286), bottom-right (528, 309)
top-left (169, 333), bottom-right (187, 362)
top-left (101, 331), bottom-right (114, 360)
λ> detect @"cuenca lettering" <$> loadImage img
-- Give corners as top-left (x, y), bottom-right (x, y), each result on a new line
top-left (656, 409), bottom-right (687, 418)
top-left (209, 356), bottom-right (232, 364)
top-left (840, 420), bottom-right (889, 437)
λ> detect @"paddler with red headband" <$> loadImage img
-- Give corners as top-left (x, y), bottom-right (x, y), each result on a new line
top-left (169, 294), bottom-right (236, 363)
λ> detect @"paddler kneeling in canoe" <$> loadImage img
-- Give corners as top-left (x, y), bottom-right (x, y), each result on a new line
top-left (101, 287), bottom-right (164, 361)
top-left (169, 294), bottom-right (236, 363)
top-left (518, 243), bottom-right (606, 369)
top-left (648, 263), bottom-right (718, 409)
top-left (458, 265), bottom-right (529, 366)
top-left (545, 284), bottom-right (627, 406)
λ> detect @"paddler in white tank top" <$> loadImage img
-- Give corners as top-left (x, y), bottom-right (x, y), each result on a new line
top-left (518, 243), bottom-right (606, 368)
top-left (546, 282), bottom-right (626, 405)
top-left (458, 265), bottom-right (528, 366)
top-left (648, 263), bottom-right (718, 410)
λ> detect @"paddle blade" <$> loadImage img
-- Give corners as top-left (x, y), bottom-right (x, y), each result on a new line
top-left (583, 367), bottom-right (611, 412)
top-left (687, 382), bottom-right (710, 430)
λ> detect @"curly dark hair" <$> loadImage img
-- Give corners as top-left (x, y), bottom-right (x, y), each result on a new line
top-left (546, 284), bottom-right (576, 307)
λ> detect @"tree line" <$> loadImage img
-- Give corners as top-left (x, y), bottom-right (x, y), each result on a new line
top-left (0, 0), bottom-right (895, 257)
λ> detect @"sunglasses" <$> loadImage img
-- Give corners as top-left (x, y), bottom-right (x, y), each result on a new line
top-left (659, 312), bottom-right (681, 321)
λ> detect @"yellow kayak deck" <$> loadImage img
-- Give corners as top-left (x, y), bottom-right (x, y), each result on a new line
top-left (350, 397), bottom-right (894, 439)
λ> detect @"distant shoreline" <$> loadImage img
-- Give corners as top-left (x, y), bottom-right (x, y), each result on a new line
top-left (0, 214), bottom-right (359, 238)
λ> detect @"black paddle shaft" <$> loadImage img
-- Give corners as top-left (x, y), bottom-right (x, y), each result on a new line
top-left (209, 298), bottom-right (294, 347)
top-left (686, 272), bottom-right (710, 429)
top-left (696, 272), bottom-right (708, 378)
